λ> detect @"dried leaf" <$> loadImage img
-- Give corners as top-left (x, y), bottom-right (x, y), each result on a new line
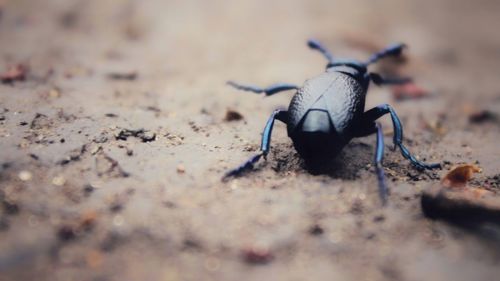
top-left (421, 114), bottom-right (447, 136)
top-left (107, 71), bottom-right (137, 80)
top-left (441, 164), bottom-right (482, 188)
top-left (86, 250), bottom-right (104, 268)
top-left (79, 210), bottom-right (98, 230)
top-left (241, 246), bottom-right (274, 265)
top-left (1, 64), bottom-right (28, 83)
top-left (392, 82), bottom-right (429, 101)
top-left (224, 109), bottom-right (244, 122)
top-left (469, 110), bottom-right (497, 123)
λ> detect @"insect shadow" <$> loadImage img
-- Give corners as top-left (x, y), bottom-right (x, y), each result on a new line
top-left (270, 141), bottom-right (373, 181)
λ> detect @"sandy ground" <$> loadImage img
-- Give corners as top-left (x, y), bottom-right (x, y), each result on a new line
top-left (1, 0), bottom-right (500, 280)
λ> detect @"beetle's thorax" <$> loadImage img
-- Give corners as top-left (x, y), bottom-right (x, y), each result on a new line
top-left (326, 59), bottom-right (367, 80)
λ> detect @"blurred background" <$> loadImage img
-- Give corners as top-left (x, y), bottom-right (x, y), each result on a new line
top-left (0, 0), bottom-right (499, 280)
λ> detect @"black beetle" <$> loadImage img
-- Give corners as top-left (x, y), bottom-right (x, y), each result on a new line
top-left (223, 39), bottom-right (441, 204)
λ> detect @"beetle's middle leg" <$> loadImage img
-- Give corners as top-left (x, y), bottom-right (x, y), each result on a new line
top-left (369, 73), bottom-right (411, 86)
top-left (222, 110), bottom-right (288, 180)
top-left (357, 104), bottom-right (441, 170)
top-left (227, 81), bottom-right (298, 96)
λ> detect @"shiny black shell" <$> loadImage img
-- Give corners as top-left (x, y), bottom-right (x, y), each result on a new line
top-left (287, 70), bottom-right (368, 138)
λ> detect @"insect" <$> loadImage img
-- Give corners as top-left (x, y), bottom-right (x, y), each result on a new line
top-left (223, 39), bottom-right (441, 204)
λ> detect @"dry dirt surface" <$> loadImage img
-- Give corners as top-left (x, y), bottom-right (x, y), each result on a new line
top-left (1, 0), bottom-right (500, 280)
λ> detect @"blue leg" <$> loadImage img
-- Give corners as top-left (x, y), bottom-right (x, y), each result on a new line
top-left (362, 104), bottom-right (441, 170)
top-left (366, 43), bottom-right (406, 65)
top-left (369, 73), bottom-right (411, 86)
top-left (307, 39), bottom-right (334, 65)
top-left (353, 121), bottom-right (389, 204)
top-left (222, 110), bottom-right (288, 180)
top-left (374, 122), bottom-right (388, 205)
top-left (227, 81), bottom-right (297, 96)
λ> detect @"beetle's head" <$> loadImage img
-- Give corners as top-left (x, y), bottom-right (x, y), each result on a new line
top-left (326, 59), bottom-right (367, 75)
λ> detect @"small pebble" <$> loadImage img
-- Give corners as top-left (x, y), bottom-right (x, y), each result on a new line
top-left (57, 225), bottom-right (76, 241)
top-left (241, 245), bottom-right (274, 265)
top-left (89, 181), bottom-right (103, 189)
top-left (177, 164), bottom-right (185, 174)
top-left (112, 215), bottom-right (124, 226)
top-left (83, 184), bottom-right (95, 195)
top-left (18, 170), bottom-right (32, 181)
top-left (49, 88), bottom-right (61, 98)
top-left (52, 175), bottom-right (66, 186)
top-left (224, 109), bottom-right (244, 122)
top-left (309, 224), bottom-right (324, 235)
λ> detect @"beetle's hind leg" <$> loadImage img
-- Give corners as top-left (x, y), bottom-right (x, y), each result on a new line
top-left (222, 110), bottom-right (288, 180)
top-left (359, 104), bottom-right (441, 170)
top-left (227, 81), bottom-right (298, 96)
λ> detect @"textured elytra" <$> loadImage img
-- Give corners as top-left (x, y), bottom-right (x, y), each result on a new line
top-left (287, 71), bottom-right (367, 137)
top-left (324, 73), bottom-right (366, 135)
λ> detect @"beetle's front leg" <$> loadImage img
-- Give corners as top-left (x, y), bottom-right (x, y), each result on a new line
top-left (222, 110), bottom-right (288, 180)
top-left (352, 121), bottom-right (389, 205)
top-left (373, 122), bottom-right (389, 205)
